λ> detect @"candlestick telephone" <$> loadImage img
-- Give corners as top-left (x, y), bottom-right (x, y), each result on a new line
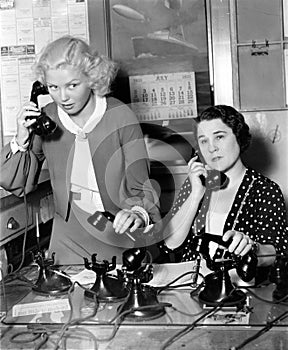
top-left (28, 81), bottom-right (57, 136)
top-left (192, 233), bottom-right (258, 306)
top-left (192, 233), bottom-right (258, 282)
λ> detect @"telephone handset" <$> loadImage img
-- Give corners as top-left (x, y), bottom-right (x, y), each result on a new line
top-left (192, 233), bottom-right (258, 282)
top-left (195, 152), bottom-right (229, 190)
top-left (28, 81), bottom-right (57, 136)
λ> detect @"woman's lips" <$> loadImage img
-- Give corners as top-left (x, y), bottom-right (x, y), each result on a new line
top-left (212, 156), bottom-right (222, 162)
top-left (62, 104), bottom-right (74, 110)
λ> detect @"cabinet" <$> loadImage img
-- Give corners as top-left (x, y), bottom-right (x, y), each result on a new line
top-left (209, 0), bottom-right (288, 206)
top-left (230, 0), bottom-right (288, 110)
top-left (0, 172), bottom-right (53, 247)
top-left (0, 178), bottom-right (54, 273)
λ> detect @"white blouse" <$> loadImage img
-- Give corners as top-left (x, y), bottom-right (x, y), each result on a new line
top-left (58, 95), bottom-right (107, 214)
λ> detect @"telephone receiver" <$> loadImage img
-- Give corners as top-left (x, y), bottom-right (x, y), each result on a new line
top-left (194, 151), bottom-right (229, 190)
top-left (28, 81), bottom-right (57, 136)
top-left (87, 211), bottom-right (115, 232)
top-left (192, 233), bottom-right (258, 282)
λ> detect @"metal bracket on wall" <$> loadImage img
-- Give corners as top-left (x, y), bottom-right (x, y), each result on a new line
top-left (251, 39), bottom-right (269, 56)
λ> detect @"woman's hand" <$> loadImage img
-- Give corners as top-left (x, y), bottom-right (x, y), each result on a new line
top-left (187, 155), bottom-right (207, 200)
top-left (222, 230), bottom-right (255, 256)
top-left (16, 102), bottom-right (41, 145)
top-left (113, 209), bottom-right (144, 234)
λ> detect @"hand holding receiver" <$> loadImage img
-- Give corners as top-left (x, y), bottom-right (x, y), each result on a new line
top-left (15, 102), bottom-right (41, 147)
top-left (219, 231), bottom-right (258, 282)
top-left (113, 208), bottom-right (146, 234)
top-left (222, 230), bottom-right (256, 257)
top-left (188, 153), bottom-right (228, 192)
top-left (87, 211), bottom-right (136, 242)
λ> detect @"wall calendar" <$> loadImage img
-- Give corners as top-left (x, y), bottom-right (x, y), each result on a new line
top-left (129, 72), bottom-right (197, 122)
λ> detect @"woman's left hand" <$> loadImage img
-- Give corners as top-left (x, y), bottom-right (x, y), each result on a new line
top-left (113, 209), bottom-right (144, 234)
top-left (222, 230), bottom-right (255, 256)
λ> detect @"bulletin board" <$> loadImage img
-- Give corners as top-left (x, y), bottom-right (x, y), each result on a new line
top-left (0, 0), bottom-right (89, 137)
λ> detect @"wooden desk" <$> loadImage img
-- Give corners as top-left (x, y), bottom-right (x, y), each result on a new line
top-left (1, 265), bottom-right (287, 350)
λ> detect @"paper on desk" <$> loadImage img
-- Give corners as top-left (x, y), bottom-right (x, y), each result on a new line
top-left (69, 265), bottom-right (122, 285)
top-left (12, 299), bottom-right (70, 317)
top-left (202, 296), bottom-right (251, 325)
top-left (68, 261), bottom-right (211, 287)
top-left (70, 269), bottom-right (96, 284)
top-left (147, 261), bottom-right (210, 288)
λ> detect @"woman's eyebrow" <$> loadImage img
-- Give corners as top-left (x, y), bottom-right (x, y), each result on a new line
top-left (213, 130), bottom-right (227, 135)
top-left (198, 130), bottom-right (227, 139)
top-left (46, 79), bottom-right (79, 86)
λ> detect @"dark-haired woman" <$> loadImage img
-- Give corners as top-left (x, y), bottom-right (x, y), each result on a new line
top-left (159, 105), bottom-right (287, 274)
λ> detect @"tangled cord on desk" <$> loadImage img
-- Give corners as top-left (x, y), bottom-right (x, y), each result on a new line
top-left (7, 279), bottom-right (172, 350)
top-left (156, 270), bottom-right (205, 295)
top-left (159, 280), bottom-right (288, 350)
top-left (4, 263), bottom-right (287, 350)
top-left (229, 310), bottom-right (288, 350)
top-left (160, 297), bottom-right (227, 350)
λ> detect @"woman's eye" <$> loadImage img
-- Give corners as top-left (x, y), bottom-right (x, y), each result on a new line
top-left (69, 83), bottom-right (77, 89)
top-left (48, 85), bottom-right (57, 91)
top-left (216, 135), bottom-right (224, 140)
top-left (200, 139), bottom-right (207, 145)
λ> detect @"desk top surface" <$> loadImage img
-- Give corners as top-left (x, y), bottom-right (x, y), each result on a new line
top-left (1, 264), bottom-right (287, 350)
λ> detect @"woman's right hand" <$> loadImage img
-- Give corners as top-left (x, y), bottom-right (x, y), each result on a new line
top-left (16, 102), bottom-right (41, 146)
top-left (187, 155), bottom-right (207, 200)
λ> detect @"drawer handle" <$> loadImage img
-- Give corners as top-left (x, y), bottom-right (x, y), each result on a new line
top-left (7, 217), bottom-right (20, 230)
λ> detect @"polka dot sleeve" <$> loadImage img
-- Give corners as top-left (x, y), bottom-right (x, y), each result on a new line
top-left (224, 168), bottom-right (288, 257)
top-left (251, 180), bottom-right (288, 256)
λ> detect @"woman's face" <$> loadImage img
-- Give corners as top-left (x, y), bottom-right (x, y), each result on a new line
top-left (45, 65), bottom-right (92, 116)
top-left (197, 118), bottom-right (241, 172)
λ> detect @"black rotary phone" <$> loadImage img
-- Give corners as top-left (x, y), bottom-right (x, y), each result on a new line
top-left (28, 81), bottom-right (57, 136)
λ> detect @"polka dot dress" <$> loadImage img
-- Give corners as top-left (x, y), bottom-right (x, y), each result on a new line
top-left (166, 167), bottom-right (288, 262)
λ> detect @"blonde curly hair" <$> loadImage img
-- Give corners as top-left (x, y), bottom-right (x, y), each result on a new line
top-left (32, 35), bottom-right (118, 97)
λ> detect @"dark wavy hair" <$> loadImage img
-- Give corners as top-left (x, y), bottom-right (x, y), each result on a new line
top-left (194, 105), bottom-right (252, 153)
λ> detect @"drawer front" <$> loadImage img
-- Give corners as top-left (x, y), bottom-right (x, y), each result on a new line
top-left (0, 203), bottom-right (33, 245)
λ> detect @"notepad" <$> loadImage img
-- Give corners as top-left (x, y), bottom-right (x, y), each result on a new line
top-left (12, 299), bottom-right (70, 317)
